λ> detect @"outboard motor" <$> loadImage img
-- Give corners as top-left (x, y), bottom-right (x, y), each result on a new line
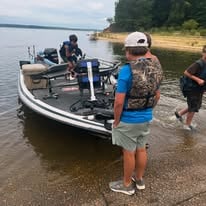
top-left (44, 48), bottom-right (59, 64)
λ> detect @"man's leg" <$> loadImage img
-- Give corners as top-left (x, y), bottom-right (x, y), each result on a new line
top-left (186, 112), bottom-right (195, 126)
top-left (175, 92), bottom-right (190, 120)
top-left (178, 108), bottom-right (188, 116)
top-left (123, 149), bottom-right (136, 186)
top-left (66, 61), bottom-right (75, 79)
top-left (109, 148), bottom-right (136, 195)
top-left (135, 148), bottom-right (147, 180)
top-left (185, 92), bottom-right (202, 127)
top-left (175, 108), bottom-right (188, 122)
top-left (67, 61), bottom-right (74, 72)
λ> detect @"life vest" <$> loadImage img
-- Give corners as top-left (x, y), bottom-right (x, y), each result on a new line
top-left (59, 41), bottom-right (70, 57)
top-left (60, 41), bottom-right (82, 56)
top-left (125, 58), bottom-right (163, 110)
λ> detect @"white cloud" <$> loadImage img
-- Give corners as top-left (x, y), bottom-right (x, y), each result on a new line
top-left (87, 2), bottom-right (104, 10)
top-left (0, 0), bottom-right (116, 29)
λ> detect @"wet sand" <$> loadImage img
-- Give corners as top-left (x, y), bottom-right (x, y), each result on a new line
top-left (103, 120), bottom-right (206, 206)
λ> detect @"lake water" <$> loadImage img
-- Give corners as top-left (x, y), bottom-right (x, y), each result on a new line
top-left (0, 28), bottom-right (206, 205)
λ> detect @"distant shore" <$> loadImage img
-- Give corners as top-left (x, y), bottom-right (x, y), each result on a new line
top-left (0, 23), bottom-right (99, 32)
top-left (97, 32), bottom-right (206, 53)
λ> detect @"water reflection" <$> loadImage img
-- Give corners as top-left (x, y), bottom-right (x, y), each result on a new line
top-left (20, 104), bottom-right (121, 175)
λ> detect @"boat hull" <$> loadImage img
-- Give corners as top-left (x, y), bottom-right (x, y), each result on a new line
top-left (18, 70), bottom-right (112, 138)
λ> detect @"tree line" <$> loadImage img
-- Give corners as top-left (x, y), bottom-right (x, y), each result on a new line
top-left (108, 0), bottom-right (206, 34)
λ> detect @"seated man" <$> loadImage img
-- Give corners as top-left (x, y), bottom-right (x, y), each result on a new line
top-left (60, 34), bottom-right (83, 79)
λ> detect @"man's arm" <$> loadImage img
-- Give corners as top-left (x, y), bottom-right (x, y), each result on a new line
top-left (153, 89), bottom-right (160, 107)
top-left (184, 70), bottom-right (205, 86)
top-left (113, 93), bottom-right (126, 128)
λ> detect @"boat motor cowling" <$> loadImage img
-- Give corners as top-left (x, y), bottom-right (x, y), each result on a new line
top-left (44, 48), bottom-right (59, 64)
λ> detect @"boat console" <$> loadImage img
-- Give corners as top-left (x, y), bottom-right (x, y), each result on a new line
top-left (75, 59), bottom-right (101, 97)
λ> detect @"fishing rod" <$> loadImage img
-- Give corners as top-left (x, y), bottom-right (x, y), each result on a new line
top-left (86, 55), bottom-right (120, 66)
top-left (27, 45), bottom-right (36, 61)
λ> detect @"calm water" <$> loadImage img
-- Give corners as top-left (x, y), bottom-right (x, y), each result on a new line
top-left (0, 28), bottom-right (206, 205)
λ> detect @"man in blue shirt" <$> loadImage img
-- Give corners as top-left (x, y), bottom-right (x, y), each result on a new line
top-left (109, 32), bottom-right (162, 195)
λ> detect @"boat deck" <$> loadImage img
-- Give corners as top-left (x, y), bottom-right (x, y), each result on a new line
top-left (32, 77), bottom-right (115, 117)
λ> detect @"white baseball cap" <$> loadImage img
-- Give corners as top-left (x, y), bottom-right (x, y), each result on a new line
top-left (124, 32), bottom-right (148, 47)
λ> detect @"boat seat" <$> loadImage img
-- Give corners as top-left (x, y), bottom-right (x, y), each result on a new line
top-left (22, 63), bottom-right (48, 90)
top-left (30, 63), bottom-right (69, 99)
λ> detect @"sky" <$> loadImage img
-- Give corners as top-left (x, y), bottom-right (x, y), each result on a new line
top-left (0, 0), bottom-right (116, 30)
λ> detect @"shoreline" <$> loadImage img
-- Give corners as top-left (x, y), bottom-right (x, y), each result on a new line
top-left (97, 32), bottom-right (205, 53)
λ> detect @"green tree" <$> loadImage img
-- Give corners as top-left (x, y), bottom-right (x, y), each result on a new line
top-left (114, 0), bottom-right (153, 31)
top-left (166, 0), bottom-right (191, 26)
top-left (111, 0), bottom-right (206, 32)
top-left (152, 0), bottom-right (171, 27)
top-left (187, 0), bottom-right (206, 27)
top-left (182, 19), bottom-right (199, 30)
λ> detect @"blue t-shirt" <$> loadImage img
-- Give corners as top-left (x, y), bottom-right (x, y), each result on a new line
top-left (116, 64), bottom-right (153, 123)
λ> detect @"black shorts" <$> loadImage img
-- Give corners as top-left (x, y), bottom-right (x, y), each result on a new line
top-left (60, 56), bottom-right (76, 64)
top-left (67, 56), bottom-right (77, 63)
top-left (185, 90), bottom-right (203, 112)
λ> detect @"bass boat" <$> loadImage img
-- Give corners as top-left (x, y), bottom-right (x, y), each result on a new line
top-left (18, 47), bottom-right (120, 137)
